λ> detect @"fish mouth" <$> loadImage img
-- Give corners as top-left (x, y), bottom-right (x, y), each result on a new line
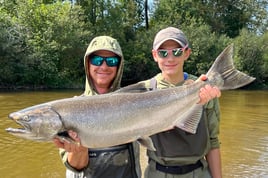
top-left (5, 127), bottom-right (36, 139)
top-left (5, 127), bottom-right (30, 134)
top-left (7, 121), bottom-right (32, 132)
top-left (5, 127), bottom-right (42, 141)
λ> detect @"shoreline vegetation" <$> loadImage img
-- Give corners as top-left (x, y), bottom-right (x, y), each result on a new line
top-left (1, 1), bottom-right (267, 90)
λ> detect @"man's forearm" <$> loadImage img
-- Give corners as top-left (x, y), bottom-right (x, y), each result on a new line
top-left (67, 151), bottom-right (89, 170)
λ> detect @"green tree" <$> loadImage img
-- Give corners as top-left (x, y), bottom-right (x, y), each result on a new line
top-left (198, 0), bottom-right (268, 37)
top-left (0, 5), bottom-right (28, 88)
top-left (152, 0), bottom-right (268, 38)
top-left (1, 0), bottom-right (267, 89)
top-left (122, 28), bottom-right (157, 85)
top-left (262, 31), bottom-right (268, 84)
top-left (234, 29), bottom-right (268, 88)
top-left (0, 0), bottom-right (91, 88)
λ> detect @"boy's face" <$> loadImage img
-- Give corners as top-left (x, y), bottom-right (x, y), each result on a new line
top-left (152, 40), bottom-right (190, 77)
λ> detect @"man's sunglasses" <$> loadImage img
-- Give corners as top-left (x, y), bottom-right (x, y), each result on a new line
top-left (90, 55), bottom-right (120, 67)
top-left (157, 45), bottom-right (188, 58)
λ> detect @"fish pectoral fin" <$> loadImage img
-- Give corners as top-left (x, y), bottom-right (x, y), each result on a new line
top-left (137, 137), bottom-right (156, 151)
top-left (56, 131), bottom-right (78, 145)
top-left (175, 105), bottom-right (203, 134)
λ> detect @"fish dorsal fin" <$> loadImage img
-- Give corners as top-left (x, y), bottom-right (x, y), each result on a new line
top-left (175, 105), bottom-right (203, 134)
top-left (137, 136), bottom-right (156, 151)
top-left (115, 83), bottom-right (149, 93)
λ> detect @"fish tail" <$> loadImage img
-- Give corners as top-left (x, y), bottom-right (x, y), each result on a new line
top-left (206, 44), bottom-right (255, 90)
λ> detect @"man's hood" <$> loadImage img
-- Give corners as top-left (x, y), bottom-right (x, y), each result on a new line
top-left (83, 36), bottom-right (124, 95)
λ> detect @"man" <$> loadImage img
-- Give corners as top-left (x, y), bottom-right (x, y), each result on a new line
top-left (54, 36), bottom-right (141, 178)
top-left (140, 27), bottom-right (222, 178)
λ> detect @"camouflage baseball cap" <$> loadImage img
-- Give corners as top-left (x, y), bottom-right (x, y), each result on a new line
top-left (85, 36), bottom-right (123, 58)
top-left (153, 27), bottom-right (189, 50)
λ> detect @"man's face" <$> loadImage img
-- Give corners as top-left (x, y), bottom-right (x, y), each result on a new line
top-left (88, 50), bottom-right (119, 92)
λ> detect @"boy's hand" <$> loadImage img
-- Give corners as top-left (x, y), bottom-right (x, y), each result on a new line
top-left (198, 75), bottom-right (221, 104)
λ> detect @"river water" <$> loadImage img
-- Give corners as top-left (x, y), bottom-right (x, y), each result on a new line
top-left (0, 90), bottom-right (267, 178)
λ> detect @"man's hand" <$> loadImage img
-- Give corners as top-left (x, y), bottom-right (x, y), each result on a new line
top-left (53, 130), bottom-right (89, 169)
top-left (198, 75), bottom-right (221, 105)
top-left (53, 130), bottom-right (87, 153)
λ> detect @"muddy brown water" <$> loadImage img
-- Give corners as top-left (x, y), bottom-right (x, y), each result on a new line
top-left (0, 90), bottom-right (267, 178)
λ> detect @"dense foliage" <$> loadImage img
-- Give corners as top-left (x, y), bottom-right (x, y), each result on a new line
top-left (0, 0), bottom-right (267, 89)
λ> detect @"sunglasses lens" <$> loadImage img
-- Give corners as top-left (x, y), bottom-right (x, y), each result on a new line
top-left (90, 56), bottom-right (119, 67)
top-left (158, 50), bottom-right (168, 58)
top-left (172, 48), bottom-right (183, 57)
top-left (91, 56), bottom-right (104, 66)
top-left (106, 57), bottom-right (119, 67)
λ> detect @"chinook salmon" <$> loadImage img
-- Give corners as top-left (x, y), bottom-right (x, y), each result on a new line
top-left (6, 44), bottom-right (255, 150)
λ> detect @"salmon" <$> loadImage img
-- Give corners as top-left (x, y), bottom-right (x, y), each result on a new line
top-left (6, 44), bottom-right (255, 150)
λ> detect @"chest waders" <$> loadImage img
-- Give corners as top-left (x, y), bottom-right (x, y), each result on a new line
top-left (147, 76), bottom-right (209, 175)
top-left (87, 143), bottom-right (138, 178)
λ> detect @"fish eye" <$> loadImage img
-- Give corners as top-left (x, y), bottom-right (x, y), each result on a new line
top-left (23, 115), bottom-right (30, 122)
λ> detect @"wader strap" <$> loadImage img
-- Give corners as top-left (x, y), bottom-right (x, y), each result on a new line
top-left (154, 159), bottom-right (202, 175)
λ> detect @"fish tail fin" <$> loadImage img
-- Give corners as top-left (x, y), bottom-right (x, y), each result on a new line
top-left (206, 44), bottom-right (255, 90)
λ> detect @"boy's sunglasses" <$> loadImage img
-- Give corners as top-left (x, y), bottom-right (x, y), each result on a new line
top-left (90, 55), bottom-right (120, 67)
top-left (157, 45), bottom-right (188, 58)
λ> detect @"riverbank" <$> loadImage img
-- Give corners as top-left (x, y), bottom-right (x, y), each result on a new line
top-left (1, 78), bottom-right (267, 91)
